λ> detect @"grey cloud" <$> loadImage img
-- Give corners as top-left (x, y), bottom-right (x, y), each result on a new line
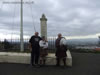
top-left (0, 0), bottom-right (100, 37)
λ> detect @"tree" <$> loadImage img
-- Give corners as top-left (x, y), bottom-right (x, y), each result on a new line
top-left (3, 39), bottom-right (11, 50)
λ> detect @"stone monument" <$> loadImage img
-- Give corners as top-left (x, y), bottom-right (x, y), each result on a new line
top-left (40, 14), bottom-right (47, 39)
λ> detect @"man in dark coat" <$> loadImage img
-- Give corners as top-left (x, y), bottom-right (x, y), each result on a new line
top-left (55, 33), bottom-right (67, 66)
top-left (29, 32), bottom-right (42, 66)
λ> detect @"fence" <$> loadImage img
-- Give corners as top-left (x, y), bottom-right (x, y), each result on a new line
top-left (0, 37), bottom-right (99, 53)
top-left (0, 37), bottom-right (57, 52)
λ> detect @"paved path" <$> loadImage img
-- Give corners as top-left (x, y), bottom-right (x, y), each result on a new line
top-left (0, 53), bottom-right (100, 75)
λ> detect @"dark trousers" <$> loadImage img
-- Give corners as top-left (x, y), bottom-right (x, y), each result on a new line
top-left (31, 49), bottom-right (40, 65)
top-left (56, 57), bottom-right (66, 66)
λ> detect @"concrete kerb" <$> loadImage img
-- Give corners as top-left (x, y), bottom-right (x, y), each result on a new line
top-left (0, 50), bottom-right (72, 67)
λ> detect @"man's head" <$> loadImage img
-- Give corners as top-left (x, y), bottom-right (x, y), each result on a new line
top-left (35, 32), bottom-right (39, 36)
top-left (58, 33), bottom-right (62, 38)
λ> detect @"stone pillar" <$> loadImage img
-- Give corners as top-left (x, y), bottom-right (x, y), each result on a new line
top-left (40, 14), bottom-right (47, 39)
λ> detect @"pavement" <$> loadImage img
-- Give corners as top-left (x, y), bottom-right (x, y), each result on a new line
top-left (0, 52), bottom-right (100, 75)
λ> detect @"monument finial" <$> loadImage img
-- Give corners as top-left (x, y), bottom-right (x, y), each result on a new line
top-left (42, 14), bottom-right (45, 18)
top-left (40, 14), bottom-right (47, 21)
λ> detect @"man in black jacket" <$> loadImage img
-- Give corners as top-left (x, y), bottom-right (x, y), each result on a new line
top-left (29, 32), bottom-right (42, 66)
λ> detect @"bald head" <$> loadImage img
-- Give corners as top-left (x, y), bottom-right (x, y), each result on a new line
top-left (58, 33), bottom-right (62, 38)
top-left (35, 32), bottom-right (39, 36)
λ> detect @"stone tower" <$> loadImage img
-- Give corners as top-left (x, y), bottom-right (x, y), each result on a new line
top-left (40, 14), bottom-right (47, 39)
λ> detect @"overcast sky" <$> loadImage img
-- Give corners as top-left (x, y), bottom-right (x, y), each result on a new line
top-left (0, 0), bottom-right (100, 39)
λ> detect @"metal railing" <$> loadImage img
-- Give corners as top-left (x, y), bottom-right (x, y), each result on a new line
top-left (0, 37), bottom-right (57, 52)
top-left (0, 37), bottom-right (99, 53)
